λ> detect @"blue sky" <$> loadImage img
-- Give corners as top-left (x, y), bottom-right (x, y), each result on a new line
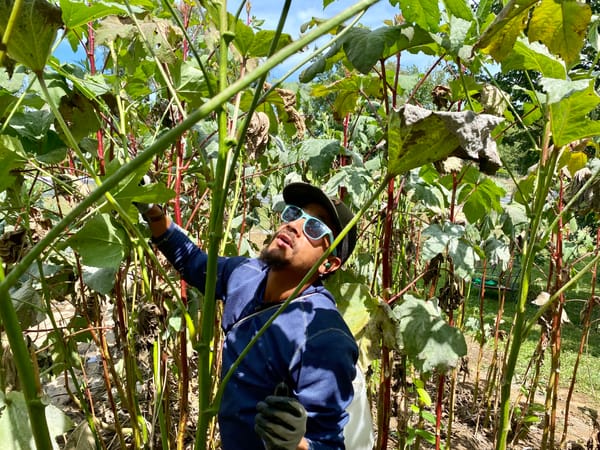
top-left (54, 1), bottom-right (434, 79)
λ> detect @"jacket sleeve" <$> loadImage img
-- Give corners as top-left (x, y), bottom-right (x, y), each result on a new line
top-left (152, 223), bottom-right (245, 297)
top-left (294, 327), bottom-right (358, 450)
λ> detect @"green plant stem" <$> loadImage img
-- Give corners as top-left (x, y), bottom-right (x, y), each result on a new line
top-left (496, 124), bottom-right (558, 450)
top-left (195, 2), bottom-right (232, 448)
top-left (0, 263), bottom-right (53, 450)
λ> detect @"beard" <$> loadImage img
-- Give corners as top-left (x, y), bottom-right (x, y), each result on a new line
top-left (259, 244), bottom-right (291, 270)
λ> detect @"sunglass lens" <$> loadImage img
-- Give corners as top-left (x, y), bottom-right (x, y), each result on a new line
top-left (304, 218), bottom-right (326, 240)
top-left (282, 205), bottom-right (301, 222)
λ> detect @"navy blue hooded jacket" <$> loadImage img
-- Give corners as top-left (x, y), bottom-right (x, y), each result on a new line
top-left (153, 223), bottom-right (358, 449)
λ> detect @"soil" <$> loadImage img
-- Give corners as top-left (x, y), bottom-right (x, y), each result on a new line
top-left (10, 302), bottom-right (600, 449)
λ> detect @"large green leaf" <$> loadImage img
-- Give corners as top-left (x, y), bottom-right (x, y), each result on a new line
top-left (0, 135), bottom-right (26, 193)
top-left (328, 280), bottom-right (378, 337)
top-left (231, 15), bottom-right (292, 58)
top-left (0, 390), bottom-right (73, 450)
top-left (392, 0), bottom-right (440, 32)
top-left (82, 265), bottom-right (118, 295)
top-left (528, 0), bottom-right (591, 67)
top-left (540, 78), bottom-right (600, 147)
top-left (459, 176), bottom-right (506, 223)
top-left (387, 105), bottom-right (503, 176)
top-left (68, 214), bottom-right (128, 268)
top-left (421, 221), bottom-right (480, 278)
top-left (392, 295), bottom-right (467, 373)
top-left (443, 0), bottom-right (474, 21)
top-left (59, 0), bottom-right (133, 30)
top-left (300, 139), bottom-right (343, 178)
top-left (0, 0), bottom-right (63, 72)
top-left (343, 25), bottom-right (435, 74)
top-left (501, 38), bottom-right (566, 79)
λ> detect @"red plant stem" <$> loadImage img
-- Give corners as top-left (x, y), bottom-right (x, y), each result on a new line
top-left (86, 21), bottom-right (105, 175)
top-left (561, 228), bottom-right (600, 445)
top-left (377, 178), bottom-right (395, 450)
top-left (436, 372), bottom-right (446, 449)
top-left (545, 177), bottom-right (566, 449)
top-left (173, 120), bottom-right (190, 450)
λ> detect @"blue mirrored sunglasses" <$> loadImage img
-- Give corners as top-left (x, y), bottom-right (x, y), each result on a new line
top-left (281, 205), bottom-right (337, 256)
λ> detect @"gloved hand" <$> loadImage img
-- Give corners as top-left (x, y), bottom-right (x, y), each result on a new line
top-left (255, 383), bottom-right (307, 450)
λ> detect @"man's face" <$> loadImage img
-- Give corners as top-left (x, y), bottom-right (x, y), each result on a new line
top-left (260, 202), bottom-right (335, 272)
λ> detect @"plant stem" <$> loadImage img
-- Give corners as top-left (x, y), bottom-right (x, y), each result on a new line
top-left (496, 122), bottom-right (558, 450)
top-left (0, 263), bottom-right (53, 450)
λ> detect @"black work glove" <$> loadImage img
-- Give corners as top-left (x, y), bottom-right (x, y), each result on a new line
top-left (255, 383), bottom-right (307, 450)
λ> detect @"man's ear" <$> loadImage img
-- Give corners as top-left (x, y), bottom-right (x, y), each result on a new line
top-left (321, 257), bottom-right (341, 275)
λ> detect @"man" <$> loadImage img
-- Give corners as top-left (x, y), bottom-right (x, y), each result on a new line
top-left (141, 182), bottom-right (359, 450)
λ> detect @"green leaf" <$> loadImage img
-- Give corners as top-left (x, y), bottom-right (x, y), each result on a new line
top-left (393, 295), bottom-right (467, 373)
top-left (421, 222), bottom-right (465, 259)
top-left (22, 130), bottom-right (67, 164)
top-left (540, 79), bottom-right (600, 147)
top-left (59, 0), bottom-right (133, 30)
top-left (232, 17), bottom-right (255, 57)
top-left (501, 38), bottom-right (566, 79)
top-left (343, 28), bottom-right (386, 74)
top-left (58, 92), bottom-right (101, 143)
top-left (311, 74), bottom-right (381, 120)
top-left (528, 0), bottom-right (592, 67)
top-left (460, 177), bottom-right (506, 223)
top-left (68, 214), bottom-right (128, 268)
top-left (396, 0), bottom-right (440, 32)
top-left (443, 0), bottom-right (474, 21)
top-left (0, 135), bottom-right (26, 193)
top-left (343, 25), bottom-right (435, 74)
top-left (589, 16), bottom-right (600, 52)
top-left (0, 390), bottom-right (73, 450)
top-left (0, 0), bottom-right (63, 72)
top-left (387, 105), bottom-right (503, 176)
top-left (300, 139), bottom-right (342, 178)
top-left (173, 60), bottom-right (213, 108)
top-left (249, 30), bottom-right (292, 57)
top-left (329, 280), bottom-right (378, 337)
top-left (82, 266), bottom-right (117, 294)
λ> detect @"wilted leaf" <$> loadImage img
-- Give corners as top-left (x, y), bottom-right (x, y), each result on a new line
top-left (388, 104), bottom-right (503, 176)
top-left (0, 390), bottom-right (74, 450)
top-left (528, 0), bottom-right (591, 67)
top-left (68, 214), bottom-right (127, 268)
top-left (0, 0), bottom-right (63, 72)
top-left (475, 0), bottom-right (537, 62)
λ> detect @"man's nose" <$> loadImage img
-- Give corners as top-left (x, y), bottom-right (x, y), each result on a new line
top-left (285, 219), bottom-right (304, 236)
